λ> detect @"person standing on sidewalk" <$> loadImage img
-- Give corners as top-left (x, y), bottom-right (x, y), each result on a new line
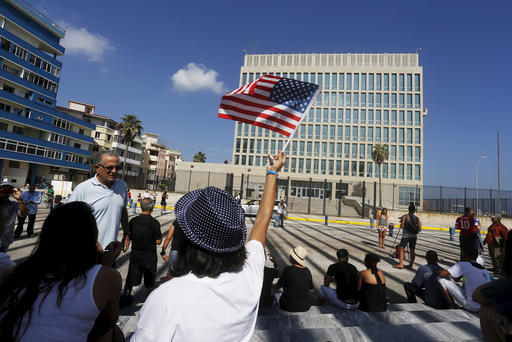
top-left (394, 203), bottom-right (421, 269)
top-left (0, 182), bottom-right (27, 252)
top-left (160, 190), bottom-right (168, 215)
top-left (483, 215), bottom-right (508, 274)
top-left (123, 198), bottom-right (162, 297)
top-left (456, 207), bottom-right (479, 261)
top-left (376, 208), bottom-right (389, 249)
top-left (14, 184), bottom-right (41, 239)
top-left (277, 199), bottom-right (287, 228)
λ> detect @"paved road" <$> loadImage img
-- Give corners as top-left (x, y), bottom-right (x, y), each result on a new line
top-left (8, 206), bottom-right (493, 314)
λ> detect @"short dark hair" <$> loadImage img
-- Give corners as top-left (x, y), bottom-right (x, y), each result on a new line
top-left (408, 203), bottom-right (416, 213)
top-left (55, 195), bottom-right (62, 202)
top-left (336, 248), bottom-right (349, 260)
top-left (175, 239), bottom-right (247, 278)
top-left (462, 248), bottom-right (478, 262)
top-left (464, 207), bottom-right (472, 215)
top-left (426, 250), bottom-right (438, 264)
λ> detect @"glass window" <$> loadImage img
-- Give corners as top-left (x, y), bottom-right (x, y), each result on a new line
top-left (316, 108), bottom-right (322, 122)
top-left (244, 124), bottom-right (249, 136)
top-left (352, 144), bottom-right (357, 158)
top-left (382, 163), bottom-right (388, 178)
top-left (399, 128), bottom-right (405, 143)
top-left (407, 74), bottom-right (412, 91)
top-left (242, 73), bottom-right (247, 85)
top-left (414, 74), bottom-right (420, 91)
top-left (345, 109), bottom-right (351, 123)
top-left (306, 159), bottom-right (311, 173)
top-left (255, 73), bottom-right (261, 79)
top-left (353, 93), bottom-right (358, 107)
top-left (308, 125), bottom-right (313, 139)
top-left (361, 74), bottom-right (366, 90)
top-left (376, 74), bottom-right (382, 91)
top-left (235, 138), bottom-right (241, 152)
top-left (368, 110), bottom-right (374, 124)
top-left (290, 158), bottom-right (296, 172)
top-left (323, 109), bottom-right (329, 122)
top-left (392, 94), bottom-right (397, 108)
top-left (300, 125), bottom-right (306, 139)
top-left (329, 142), bottom-right (335, 157)
top-left (314, 142), bottom-right (320, 156)
top-left (248, 73), bottom-right (254, 82)
top-left (369, 93), bottom-right (374, 108)
top-left (360, 127), bottom-right (365, 141)
top-left (317, 73), bottom-right (323, 88)
top-left (292, 141), bottom-right (297, 155)
top-left (336, 143), bottom-right (342, 157)
top-left (315, 125), bottom-right (321, 139)
top-left (368, 127), bottom-right (373, 142)
top-left (384, 93), bottom-right (389, 108)
top-left (317, 92), bottom-right (322, 106)
top-left (345, 126), bottom-right (350, 140)
top-left (300, 141), bottom-right (305, 154)
top-left (344, 144), bottom-right (350, 158)
top-left (383, 127), bottom-right (389, 142)
top-left (339, 73), bottom-right (344, 90)
top-left (415, 165), bottom-right (420, 180)
top-left (399, 164), bottom-right (404, 179)
top-left (367, 144), bottom-right (373, 159)
top-left (328, 160), bottom-right (334, 175)
top-left (399, 94), bottom-right (404, 108)
top-left (384, 110), bottom-right (389, 125)
top-left (338, 92), bottom-right (344, 107)
top-left (307, 142), bottom-right (312, 156)
top-left (353, 109), bottom-right (359, 124)
top-left (391, 110), bottom-right (397, 125)
top-left (399, 74), bottom-right (404, 91)
top-left (237, 122), bottom-right (243, 136)
top-left (324, 73), bottom-right (330, 90)
top-left (415, 111), bottom-right (421, 126)
top-left (369, 74), bottom-right (374, 90)
top-left (298, 158), bottom-right (304, 173)
top-left (352, 127), bottom-right (358, 141)
top-left (343, 161), bottom-right (349, 176)
top-left (241, 155), bottom-right (247, 165)
top-left (407, 146), bottom-right (412, 161)
top-left (242, 139), bottom-right (248, 152)
top-left (407, 94), bottom-right (412, 108)
top-left (234, 155), bottom-right (240, 165)
top-left (415, 129), bottom-right (421, 144)
top-left (391, 145), bottom-right (396, 161)
top-left (330, 125), bottom-right (335, 139)
top-left (351, 161), bottom-right (357, 176)
top-left (366, 162), bottom-right (372, 177)
top-left (359, 161), bottom-right (365, 177)
top-left (336, 160), bottom-right (341, 176)
top-left (384, 74), bottom-right (389, 91)
top-left (338, 109), bottom-right (343, 123)
top-left (322, 125), bottom-right (328, 139)
top-left (399, 146), bottom-right (404, 161)
top-left (310, 73), bottom-right (315, 84)
top-left (337, 126), bottom-right (343, 140)
top-left (332, 73), bottom-right (337, 90)
top-left (399, 111), bottom-right (405, 126)
top-left (415, 94), bottom-right (420, 108)
top-left (390, 163), bottom-right (396, 179)
top-left (375, 93), bottom-right (380, 108)
top-left (361, 93), bottom-right (366, 107)
top-left (313, 159), bottom-right (319, 174)
top-left (392, 74), bottom-right (397, 91)
top-left (375, 127), bottom-right (381, 142)
top-left (375, 110), bottom-right (381, 124)
top-left (407, 128), bottom-right (412, 143)
top-left (346, 73), bottom-right (352, 90)
top-left (407, 111), bottom-right (412, 126)
top-left (271, 140), bottom-right (276, 154)
top-left (360, 110), bottom-right (366, 124)
top-left (322, 142), bottom-right (327, 157)
top-left (407, 164), bottom-right (412, 180)
top-left (331, 93), bottom-right (336, 107)
top-left (256, 139), bottom-right (262, 153)
top-left (359, 144), bottom-right (365, 158)
top-left (346, 93), bottom-right (351, 106)
top-left (415, 146), bottom-right (420, 162)
top-left (323, 92), bottom-right (329, 106)
top-left (264, 140), bottom-right (268, 153)
top-left (354, 73), bottom-right (359, 90)
top-left (303, 73), bottom-right (309, 82)
top-left (391, 128), bottom-right (397, 142)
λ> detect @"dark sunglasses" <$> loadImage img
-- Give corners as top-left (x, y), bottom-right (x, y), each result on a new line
top-left (97, 163), bottom-right (119, 172)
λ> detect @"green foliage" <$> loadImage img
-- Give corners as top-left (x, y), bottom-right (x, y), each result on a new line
top-left (193, 151), bottom-right (206, 163)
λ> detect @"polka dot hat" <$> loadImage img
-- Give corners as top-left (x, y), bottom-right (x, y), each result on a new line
top-left (175, 186), bottom-right (247, 253)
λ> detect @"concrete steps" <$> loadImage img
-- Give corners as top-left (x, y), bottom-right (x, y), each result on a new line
top-left (120, 303), bottom-right (482, 341)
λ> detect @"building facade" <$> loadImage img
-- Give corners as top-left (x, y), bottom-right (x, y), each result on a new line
top-left (0, 0), bottom-right (93, 186)
top-left (58, 100), bottom-right (144, 189)
top-left (140, 133), bottom-right (181, 190)
top-left (231, 53), bottom-right (427, 208)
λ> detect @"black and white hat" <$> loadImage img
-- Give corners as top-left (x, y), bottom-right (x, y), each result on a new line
top-left (175, 186), bottom-right (246, 253)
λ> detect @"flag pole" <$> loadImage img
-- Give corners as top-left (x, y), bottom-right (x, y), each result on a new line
top-left (497, 131), bottom-right (502, 214)
top-left (281, 87), bottom-right (321, 152)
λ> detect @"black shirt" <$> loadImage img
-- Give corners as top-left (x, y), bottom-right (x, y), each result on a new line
top-left (129, 214), bottom-right (161, 253)
top-left (170, 221), bottom-right (186, 251)
top-left (326, 261), bottom-right (359, 301)
top-left (275, 265), bottom-right (313, 312)
top-left (259, 267), bottom-right (279, 308)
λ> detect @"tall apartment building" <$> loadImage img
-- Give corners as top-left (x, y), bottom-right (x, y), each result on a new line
top-left (0, 0), bottom-right (93, 186)
top-left (140, 133), bottom-right (181, 190)
top-left (58, 100), bottom-right (144, 188)
top-left (232, 53), bottom-right (427, 208)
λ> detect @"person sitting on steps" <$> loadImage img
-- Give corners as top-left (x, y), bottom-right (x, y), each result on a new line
top-left (358, 253), bottom-right (387, 312)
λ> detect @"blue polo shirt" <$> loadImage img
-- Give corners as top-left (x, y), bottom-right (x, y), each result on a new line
top-left (67, 175), bottom-right (128, 249)
top-left (21, 190), bottom-right (41, 215)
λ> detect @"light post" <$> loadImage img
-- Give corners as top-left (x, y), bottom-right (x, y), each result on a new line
top-left (475, 154), bottom-right (487, 215)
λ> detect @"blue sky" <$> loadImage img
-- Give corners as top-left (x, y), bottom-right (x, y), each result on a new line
top-left (33, 0), bottom-right (512, 189)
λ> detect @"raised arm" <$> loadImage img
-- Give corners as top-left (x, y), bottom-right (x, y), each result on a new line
top-left (248, 152), bottom-right (286, 247)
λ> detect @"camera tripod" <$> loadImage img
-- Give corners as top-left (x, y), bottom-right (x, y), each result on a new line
top-left (387, 223), bottom-right (410, 260)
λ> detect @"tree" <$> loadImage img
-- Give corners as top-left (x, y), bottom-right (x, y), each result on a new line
top-left (117, 114), bottom-right (143, 181)
top-left (371, 143), bottom-right (389, 208)
top-left (193, 151), bottom-right (206, 163)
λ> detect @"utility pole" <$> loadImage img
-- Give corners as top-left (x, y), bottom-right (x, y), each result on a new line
top-left (497, 132), bottom-right (502, 214)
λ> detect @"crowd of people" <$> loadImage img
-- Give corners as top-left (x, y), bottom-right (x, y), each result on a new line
top-left (0, 150), bottom-right (510, 341)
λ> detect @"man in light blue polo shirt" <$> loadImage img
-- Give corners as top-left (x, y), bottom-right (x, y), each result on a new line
top-left (14, 184), bottom-right (41, 238)
top-left (68, 151), bottom-right (129, 250)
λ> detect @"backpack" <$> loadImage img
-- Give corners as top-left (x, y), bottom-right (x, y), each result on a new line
top-left (404, 214), bottom-right (420, 234)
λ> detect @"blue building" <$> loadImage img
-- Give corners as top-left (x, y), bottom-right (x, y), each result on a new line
top-left (0, 0), bottom-right (94, 186)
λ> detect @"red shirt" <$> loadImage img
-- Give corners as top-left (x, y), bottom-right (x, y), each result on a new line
top-left (456, 216), bottom-right (476, 236)
top-left (484, 223), bottom-right (509, 245)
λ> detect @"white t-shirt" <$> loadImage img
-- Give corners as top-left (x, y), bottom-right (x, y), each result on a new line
top-left (131, 240), bottom-right (265, 342)
top-left (447, 261), bottom-right (491, 302)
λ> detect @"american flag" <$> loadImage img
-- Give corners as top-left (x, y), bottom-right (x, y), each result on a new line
top-left (218, 75), bottom-right (320, 137)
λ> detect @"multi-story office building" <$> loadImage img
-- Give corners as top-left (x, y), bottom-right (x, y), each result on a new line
top-left (0, 0), bottom-right (93, 186)
top-left (59, 100), bottom-right (144, 188)
top-left (232, 53), bottom-right (427, 208)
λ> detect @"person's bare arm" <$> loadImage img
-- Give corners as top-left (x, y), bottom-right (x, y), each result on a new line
top-left (436, 269), bottom-right (450, 278)
top-left (357, 272), bottom-right (364, 292)
top-left (12, 188), bottom-right (28, 217)
top-left (400, 215), bottom-right (406, 229)
top-left (324, 274), bottom-right (332, 287)
top-left (121, 207), bottom-right (129, 236)
top-left (161, 224), bottom-right (175, 261)
top-left (156, 239), bottom-right (162, 245)
top-left (248, 152), bottom-right (286, 247)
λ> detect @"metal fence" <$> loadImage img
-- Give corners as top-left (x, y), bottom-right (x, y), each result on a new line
top-left (423, 185), bottom-right (512, 217)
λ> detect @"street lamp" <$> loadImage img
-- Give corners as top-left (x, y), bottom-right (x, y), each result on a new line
top-left (475, 154), bottom-right (487, 215)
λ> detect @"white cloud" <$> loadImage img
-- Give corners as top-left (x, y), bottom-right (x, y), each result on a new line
top-left (171, 63), bottom-right (224, 94)
top-left (59, 21), bottom-right (114, 62)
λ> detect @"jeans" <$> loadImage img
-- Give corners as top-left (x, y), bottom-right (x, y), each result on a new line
top-left (319, 285), bottom-right (359, 309)
top-left (15, 214), bottom-right (36, 237)
top-left (438, 278), bottom-right (480, 312)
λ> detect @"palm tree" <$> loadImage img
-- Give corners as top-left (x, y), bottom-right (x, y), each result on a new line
top-left (193, 151), bottom-right (206, 163)
top-left (117, 114), bottom-right (143, 181)
top-left (371, 143), bottom-right (389, 208)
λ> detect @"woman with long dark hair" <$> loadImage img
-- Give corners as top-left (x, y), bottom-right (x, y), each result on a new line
top-left (0, 202), bottom-right (123, 342)
top-left (358, 253), bottom-right (387, 312)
